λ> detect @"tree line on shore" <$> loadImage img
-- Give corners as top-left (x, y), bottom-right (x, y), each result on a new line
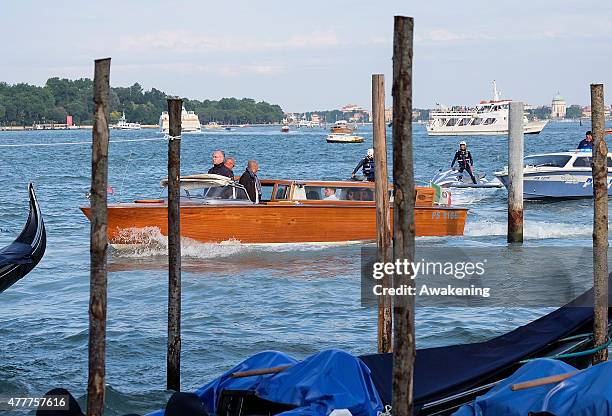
top-left (0, 78), bottom-right (284, 125)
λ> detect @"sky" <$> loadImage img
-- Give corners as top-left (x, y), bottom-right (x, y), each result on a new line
top-left (1, 0), bottom-right (611, 112)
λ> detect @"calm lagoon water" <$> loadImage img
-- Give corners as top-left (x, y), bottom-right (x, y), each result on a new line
top-left (0, 121), bottom-right (607, 414)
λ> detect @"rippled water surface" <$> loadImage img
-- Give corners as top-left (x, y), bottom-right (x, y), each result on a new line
top-left (0, 121), bottom-right (608, 414)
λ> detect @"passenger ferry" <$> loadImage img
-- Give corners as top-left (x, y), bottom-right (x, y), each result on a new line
top-left (427, 81), bottom-right (548, 136)
top-left (80, 174), bottom-right (468, 245)
top-left (159, 106), bottom-right (201, 133)
top-left (111, 112), bottom-right (141, 130)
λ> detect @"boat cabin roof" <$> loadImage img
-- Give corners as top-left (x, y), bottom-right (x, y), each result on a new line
top-left (155, 174), bottom-right (438, 206)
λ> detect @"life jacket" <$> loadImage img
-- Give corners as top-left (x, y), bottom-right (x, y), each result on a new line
top-left (363, 157), bottom-right (375, 179)
top-left (455, 150), bottom-right (471, 167)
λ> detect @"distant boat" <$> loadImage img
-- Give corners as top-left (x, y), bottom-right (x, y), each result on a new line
top-left (427, 81), bottom-right (548, 136)
top-left (281, 125), bottom-right (290, 133)
top-left (204, 121), bottom-right (222, 130)
top-left (326, 133), bottom-right (364, 143)
top-left (0, 183), bottom-right (46, 294)
top-left (330, 120), bottom-right (353, 134)
top-left (111, 112), bottom-right (141, 130)
top-left (159, 106), bottom-right (201, 133)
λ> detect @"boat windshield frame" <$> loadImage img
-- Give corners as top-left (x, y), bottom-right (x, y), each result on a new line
top-left (523, 154), bottom-right (572, 169)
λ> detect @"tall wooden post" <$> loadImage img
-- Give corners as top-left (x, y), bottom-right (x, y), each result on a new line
top-left (373, 74), bottom-right (392, 353)
top-left (87, 57), bottom-right (111, 416)
top-left (391, 16), bottom-right (416, 416)
top-left (508, 101), bottom-right (524, 243)
top-left (167, 98), bottom-right (182, 390)
top-left (590, 83), bottom-right (608, 364)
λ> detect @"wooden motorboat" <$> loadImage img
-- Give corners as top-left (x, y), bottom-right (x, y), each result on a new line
top-left (0, 183), bottom-right (46, 293)
top-left (330, 120), bottom-right (353, 134)
top-left (80, 174), bottom-right (468, 246)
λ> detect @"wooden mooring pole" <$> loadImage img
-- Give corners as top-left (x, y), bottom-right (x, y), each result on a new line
top-left (507, 101), bottom-right (524, 243)
top-left (87, 57), bottom-right (111, 416)
top-left (167, 98), bottom-right (183, 390)
top-left (391, 16), bottom-right (416, 416)
top-left (590, 83), bottom-right (608, 364)
top-left (373, 74), bottom-right (392, 354)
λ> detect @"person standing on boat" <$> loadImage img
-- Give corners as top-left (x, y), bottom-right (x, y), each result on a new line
top-left (208, 150), bottom-right (234, 178)
top-left (351, 148), bottom-right (375, 181)
top-left (577, 131), bottom-right (594, 149)
top-left (451, 141), bottom-right (477, 184)
top-left (239, 160), bottom-right (262, 203)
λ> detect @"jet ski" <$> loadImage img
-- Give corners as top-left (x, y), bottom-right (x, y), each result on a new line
top-left (431, 168), bottom-right (503, 189)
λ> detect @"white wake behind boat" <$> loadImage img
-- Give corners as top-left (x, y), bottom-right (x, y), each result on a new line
top-left (431, 169), bottom-right (503, 188)
top-left (427, 81), bottom-right (548, 136)
top-left (326, 133), bottom-right (364, 143)
top-left (494, 149), bottom-right (612, 199)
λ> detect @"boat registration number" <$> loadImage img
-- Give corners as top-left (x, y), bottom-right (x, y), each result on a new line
top-left (431, 211), bottom-right (459, 220)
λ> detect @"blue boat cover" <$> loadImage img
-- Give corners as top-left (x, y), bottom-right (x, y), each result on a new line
top-left (147, 349), bottom-right (384, 416)
top-left (454, 358), bottom-right (612, 416)
top-left (359, 284), bottom-right (602, 409)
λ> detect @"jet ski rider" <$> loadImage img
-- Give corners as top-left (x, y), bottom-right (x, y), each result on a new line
top-left (352, 148), bottom-right (375, 181)
top-left (451, 141), bottom-right (477, 184)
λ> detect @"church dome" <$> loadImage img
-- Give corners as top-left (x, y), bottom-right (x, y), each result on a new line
top-left (552, 92), bottom-right (565, 102)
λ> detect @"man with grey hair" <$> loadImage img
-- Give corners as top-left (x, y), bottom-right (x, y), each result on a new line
top-left (224, 156), bottom-right (236, 179)
top-left (208, 150), bottom-right (233, 178)
top-left (239, 160), bottom-right (262, 203)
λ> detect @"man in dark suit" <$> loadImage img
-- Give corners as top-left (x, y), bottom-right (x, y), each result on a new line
top-left (239, 160), bottom-right (262, 203)
top-left (208, 150), bottom-right (233, 178)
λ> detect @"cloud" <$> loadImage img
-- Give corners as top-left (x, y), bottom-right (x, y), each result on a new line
top-left (113, 62), bottom-right (288, 77)
top-left (118, 30), bottom-right (342, 54)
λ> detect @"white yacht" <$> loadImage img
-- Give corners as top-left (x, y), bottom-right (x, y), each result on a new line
top-left (494, 149), bottom-right (612, 199)
top-left (112, 112), bottom-right (141, 130)
top-left (427, 81), bottom-right (548, 136)
top-left (159, 106), bottom-right (201, 133)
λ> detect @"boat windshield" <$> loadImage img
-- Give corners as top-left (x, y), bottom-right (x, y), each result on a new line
top-left (524, 155), bottom-right (571, 168)
top-left (302, 186), bottom-right (374, 201)
top-left (161, 184), bottom-right (251, 201)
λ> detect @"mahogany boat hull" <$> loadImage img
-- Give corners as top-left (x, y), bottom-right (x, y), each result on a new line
top-left (80, 203), bottom-right (468, 245)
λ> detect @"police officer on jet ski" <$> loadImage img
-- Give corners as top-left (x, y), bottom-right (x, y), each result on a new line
top-left (352, 148), bottom-right (375, 181)
top-left (451, 141), bottom-right (477, 184)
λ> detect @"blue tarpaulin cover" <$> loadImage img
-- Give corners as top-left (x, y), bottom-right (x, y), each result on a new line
top-left (147, 349), bottom-right (384, 416)
top-left (454, 359), bottom-right (612, 416)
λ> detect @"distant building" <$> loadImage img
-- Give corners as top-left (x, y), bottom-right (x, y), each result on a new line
top-left (341, 103), bottom-right (366, 113)
top-left (581, 106), bottom-right (611, 118)
top-left (384, 108), bottom-right (392, 123)
top-left (551, 92), bottom-right (566, 119)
